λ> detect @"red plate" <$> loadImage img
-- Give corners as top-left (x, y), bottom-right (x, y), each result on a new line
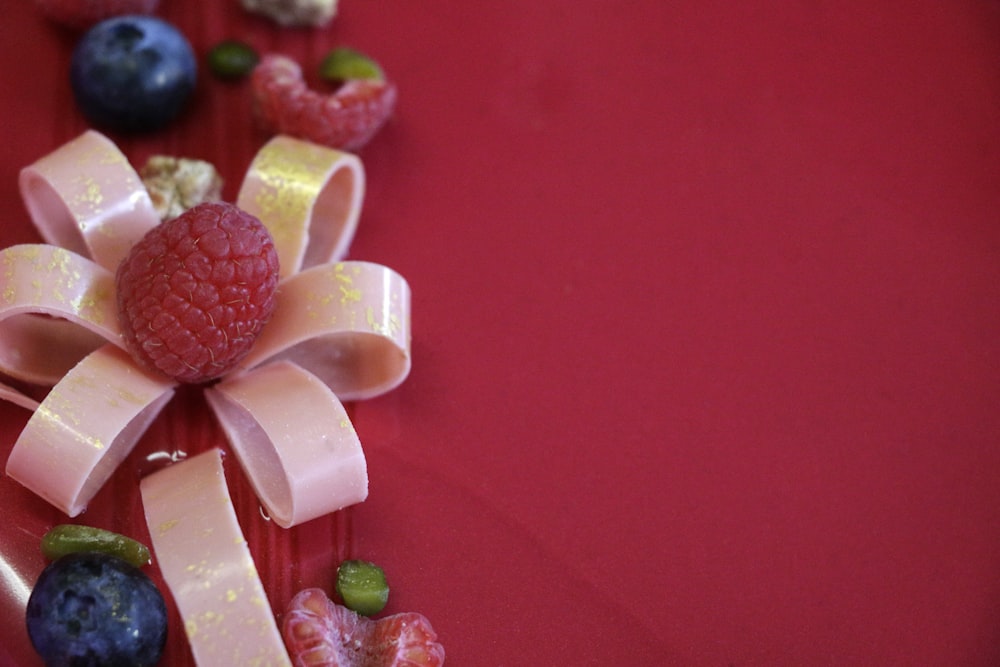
top-left (2, 1), bottom-right (1000, 665)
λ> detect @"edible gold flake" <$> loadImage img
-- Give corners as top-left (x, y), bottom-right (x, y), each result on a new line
top-left (339, 284), bottom-right (361, 304)
top-left (71, 284), bottom-right (110, 324)
top-left (159, 518), bottom-right (180, 534)
top-left (48, 247), bottom-right (73, 275)
top-left (248, 141), bottom-right (335, 249)
top-left (71, 175), bottom-right (105, 218)
top-left (366, 306), bottom-right (400, 336)
top-left (115, 386), bottom-right (148, 406)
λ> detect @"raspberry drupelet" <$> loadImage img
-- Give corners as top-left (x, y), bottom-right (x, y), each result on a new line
top-left (115, 201), bottom-right (279, 384)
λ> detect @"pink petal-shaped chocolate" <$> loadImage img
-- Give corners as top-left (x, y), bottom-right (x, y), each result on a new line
top-left (19, 130), bottom-right (160, 271)
top-left (0, 244), bottom-right (122, 385)
top-left (205, 360), bottom-right (367, 528)
top-left (5, 344), bottom-right (175, 516)
top-left (237, 135), bottom-right (364, 279)
top-left (241, 261), bottom-right (411, 400)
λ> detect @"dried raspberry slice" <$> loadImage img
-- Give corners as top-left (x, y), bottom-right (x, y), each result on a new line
top-left (115, 201), bottom-right (279, 384)
top-left (32, 0), bottom-right (160, 29)
top-left (282, 588), bottom-right (445, 667)
top-left (251, 54), bottom-right (397, 151)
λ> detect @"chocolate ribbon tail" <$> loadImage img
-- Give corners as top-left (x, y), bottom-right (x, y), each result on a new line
top-left (140, 449), bottom-right (291, 665)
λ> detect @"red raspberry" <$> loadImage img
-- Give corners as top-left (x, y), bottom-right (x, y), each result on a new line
top-left (115, 202), bottom-right (279, 384)
top-left (32, 0), bottom-right (160, 30)
top-left (251, 54), bottom-right (397, 152)
top-left (282, 588), bottom-right (445, 667)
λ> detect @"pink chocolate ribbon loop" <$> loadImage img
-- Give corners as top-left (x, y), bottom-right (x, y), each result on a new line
top-left (19, 130), bottom-right (160, 271)
top-left (2, 131), bottom-right (410, 524)
top-left (205, 361), bottom-right (368, 528)
top-left (0, 244), bottom-right (122, 385)
top-left (140, 449), bottom-right (292, 666)
top-left (236, 134), bottom-right (364, 279)
top-left (240, 260), bottom-right (411, 401)
top-left (5, 344), bottom-right (176, 517)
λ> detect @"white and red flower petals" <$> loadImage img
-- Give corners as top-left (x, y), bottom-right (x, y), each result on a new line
top-left (205, 361), bottom-right (367, 528)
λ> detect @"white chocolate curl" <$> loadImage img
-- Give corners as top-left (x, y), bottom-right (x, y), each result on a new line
top-left (141, 449), bottom-right (292, 666)
top-left (1, 130), bottom-right (411, 521)
top-left (206, 361), bottom-right (367, 528)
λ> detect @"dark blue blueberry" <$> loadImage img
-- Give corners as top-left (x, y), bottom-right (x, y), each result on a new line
top-left (26, 551), bottom-right (168, 667)
top-left (70, 15), bottom-right (197, 133)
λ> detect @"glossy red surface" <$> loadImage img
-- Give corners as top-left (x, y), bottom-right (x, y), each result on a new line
top-left (1, 1), bottom-right (999, 665)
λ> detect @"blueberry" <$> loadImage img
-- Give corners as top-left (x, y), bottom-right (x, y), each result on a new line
top-left (26, 552), bottom-right (168, 666)
top-left (70, 15), bottom-right (197, 133)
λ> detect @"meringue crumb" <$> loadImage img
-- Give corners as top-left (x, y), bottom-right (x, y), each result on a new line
top-left (141, 156), bottom-right (223, 221)
top-left (241, 0), bottom-right (338, 27)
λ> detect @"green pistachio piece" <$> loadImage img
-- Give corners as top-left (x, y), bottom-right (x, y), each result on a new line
top-left (41, 524), bottom-right (152, 568)
top-left (335, 559), bottom-right (390, 616)
top-left (207, 39), bottom-right (260, 79)
top-left (318, 47), bottom-right (385, 83)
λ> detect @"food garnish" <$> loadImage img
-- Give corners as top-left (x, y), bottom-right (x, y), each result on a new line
top-left (3, 130), bottom-right (411, 521)
top-left (26, 552), bottom-right (168, 666)
top-left (115, 201), bottom-right (280, 384)
top-left (335, 559), bottom-right (390, 616)
top-left (41, 524), bottom-right (152, 568)
top-left (70, 15), bottom-right (197, 133)
top-left (207, 39), bottom-right (260, 80)
top-left (319, 47), bottom-right (385, 84)
top-left (6, 10), bottom-right (441, 664)
top-left (252, 54), bottom-right (397, 151)
top-left (140, 155), bottom-right (224, 221)
top-left (282, 588), bottom-right (445, 667)
top-left (141, 448), bottom-right (291, 666)
top-left (241, 0), bottom-right (339, 27)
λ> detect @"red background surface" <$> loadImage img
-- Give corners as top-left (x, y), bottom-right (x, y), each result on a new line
top-left (1, 1), bottom-right (1000, 665)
